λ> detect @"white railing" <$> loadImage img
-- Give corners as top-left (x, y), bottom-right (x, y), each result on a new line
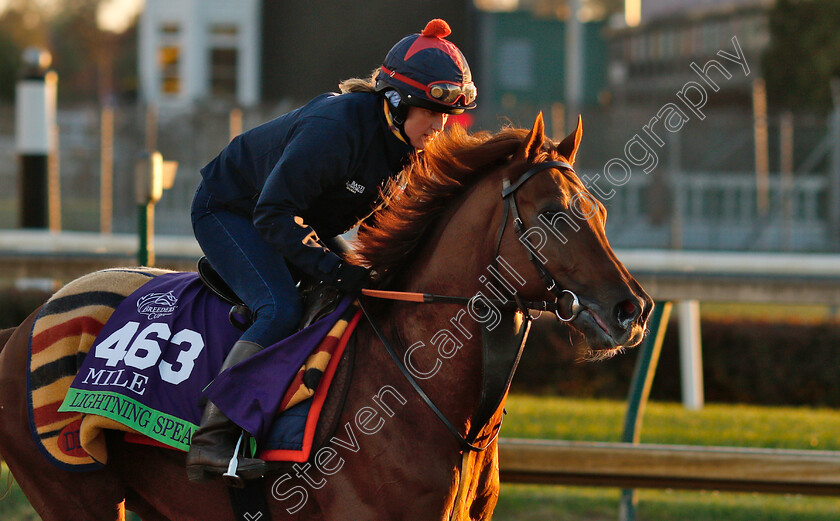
top-left (601, 171), bottom-right (829, 251)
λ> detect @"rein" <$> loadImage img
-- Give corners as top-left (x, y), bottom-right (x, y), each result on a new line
top-left (360, 159), bottom-right (582, 453)
top-left (359, 299), bottom-right (509, 452)
top-left (361, 288), bottom-right (561, 313)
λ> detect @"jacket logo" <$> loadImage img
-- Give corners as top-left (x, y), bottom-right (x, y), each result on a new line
top-left (345, 180), bottom-right (366, 194)
top-left (136, 291), bottom-right (178, 319)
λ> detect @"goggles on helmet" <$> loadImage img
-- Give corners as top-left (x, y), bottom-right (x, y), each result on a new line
top-left (381, 66), bottom-right (477, 108)
top-left (427, 81), bottom-right (477, 106)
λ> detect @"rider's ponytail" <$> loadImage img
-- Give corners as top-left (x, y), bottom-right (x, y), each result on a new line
top-left (338, 69), bottom-right (378, 94)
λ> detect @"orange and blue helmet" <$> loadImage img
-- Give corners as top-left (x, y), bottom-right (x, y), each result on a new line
top-left (376, 19), bottom-right (477, 121)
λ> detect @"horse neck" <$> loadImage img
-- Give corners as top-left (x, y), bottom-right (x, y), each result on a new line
top-left (404, 170), bottom-right (502, 309)
top-left (382, 172), bottom-right (507, 431)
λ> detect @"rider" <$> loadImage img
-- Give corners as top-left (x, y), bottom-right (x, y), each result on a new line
top-left (186, 19), bottom-right (477, 482)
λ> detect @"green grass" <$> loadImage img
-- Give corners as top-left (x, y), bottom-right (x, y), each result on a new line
top-left (1, 463), bottom-right (142, 520)
top-left (502, 395), bottom-right (840, 450)
top-left (0, 464), bottom-right (38, 521)
top-left (699, 302), bottom-right (840, 325)
top-left (492, 395), bottom-right (840, 521)
top-left (493, 486), bottom-right (840, 521)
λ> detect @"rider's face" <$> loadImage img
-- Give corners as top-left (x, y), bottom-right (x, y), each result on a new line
top-left (403, 107), bottom-right (448, 149)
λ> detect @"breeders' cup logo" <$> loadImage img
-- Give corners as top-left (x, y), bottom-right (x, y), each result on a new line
top-left (137, 291), bottom-right (178, 319)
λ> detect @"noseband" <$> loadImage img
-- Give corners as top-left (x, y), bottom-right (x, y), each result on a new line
top-left (497, 160), bottom-right (583, 322)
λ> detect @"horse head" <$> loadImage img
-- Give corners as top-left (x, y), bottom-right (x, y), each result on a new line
top-left (495, 113), bottom-right (652, 355)
top-left (354, 113), bottom-right (652, 358)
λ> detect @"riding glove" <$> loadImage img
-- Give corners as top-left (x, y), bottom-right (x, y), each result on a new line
top-left (333, 263), bottom-right (371, 295)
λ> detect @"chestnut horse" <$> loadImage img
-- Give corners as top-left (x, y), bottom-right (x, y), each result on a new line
top-left (0, 114), bottom-right (651, 521)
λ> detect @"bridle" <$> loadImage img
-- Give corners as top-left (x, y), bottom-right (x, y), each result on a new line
top-left (364, 159), bottom-right (583, 319)
top-left (498, 159), bottom-right (582, 322)
top-left (359, 158), bottom-right (583, 452)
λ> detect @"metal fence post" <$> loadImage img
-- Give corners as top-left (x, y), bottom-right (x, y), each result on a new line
top-left (618, 301), bottom-right (673, 521)
top-left (16, 47), bottom-right (57, 229)
top-left (829, 78), bottom-right (840, 247)
top-left (678, 300), bottom-right (703, 410)
top-left (135, 151), bottom-right (178, 267)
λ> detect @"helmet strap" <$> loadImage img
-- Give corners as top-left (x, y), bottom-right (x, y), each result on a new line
top-left (384, 90), bottom-right (409, 123)
top-left (383, 98), bottom-right (409, 145)
top-left (383, 92), bottom-right (412, 144)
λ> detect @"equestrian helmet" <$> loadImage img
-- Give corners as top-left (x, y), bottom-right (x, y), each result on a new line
top-left (376, 19), bottom-right (477, 120)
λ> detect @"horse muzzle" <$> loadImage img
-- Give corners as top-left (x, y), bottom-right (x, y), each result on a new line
top-left (566, 293), bottom-right (650, 350)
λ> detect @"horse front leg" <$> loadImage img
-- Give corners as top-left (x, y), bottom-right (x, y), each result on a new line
top-left (466, 443), bottom-right (501, 521)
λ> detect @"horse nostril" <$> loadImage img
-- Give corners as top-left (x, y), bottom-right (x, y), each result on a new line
top-left (615, 298), bottom-right (640, 327)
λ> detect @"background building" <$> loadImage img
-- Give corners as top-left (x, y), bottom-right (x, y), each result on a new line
top-left (4, 0), bottom-right (837, 253)
top-left (139, 0), bottom-right (476, 110)
top-left (138, 0), bottom-right (262, 107)
top-left (258, 1), bottom-right (476, 105)
top-left (606, 0), bottom-right (772, 107)
top-left (478, 10), bottom-right (608, 131)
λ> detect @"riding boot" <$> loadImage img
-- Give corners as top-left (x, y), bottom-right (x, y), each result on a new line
top-left (186, 340), bottom-right (267, 484)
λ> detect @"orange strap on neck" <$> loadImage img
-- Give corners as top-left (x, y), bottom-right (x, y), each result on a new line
top-left (361, 288), bottom-right (425, 302)
top-left (383, 99), bottom-right (407, 144)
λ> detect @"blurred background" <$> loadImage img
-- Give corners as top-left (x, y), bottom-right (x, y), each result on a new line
top-left (0, 0), bottom-right (838, 251)
top-left (2, 1), bottom-right (840, 520)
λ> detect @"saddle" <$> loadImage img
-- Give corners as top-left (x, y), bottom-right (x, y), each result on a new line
top-left (197, 256), bottom-right (342, 331)
top-left (196, 257), bottom-right (357, 469)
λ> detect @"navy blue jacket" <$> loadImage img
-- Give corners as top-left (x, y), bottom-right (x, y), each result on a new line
top-left (200, 92), bottom-right (414, 282)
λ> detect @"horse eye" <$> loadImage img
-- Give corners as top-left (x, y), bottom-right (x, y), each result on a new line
top-left (541, 210), bottom-right (559, 220)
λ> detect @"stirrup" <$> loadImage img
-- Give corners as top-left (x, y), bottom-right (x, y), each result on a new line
top-left (222, 431), bottom-right (247, 488)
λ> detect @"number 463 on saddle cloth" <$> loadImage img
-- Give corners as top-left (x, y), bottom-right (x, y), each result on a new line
top-left (52, 271), bottom-right (354, 466)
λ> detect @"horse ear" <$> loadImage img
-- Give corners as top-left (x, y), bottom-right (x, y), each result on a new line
top-left (556, 114), bottom-right (583, 165)
top-left (515, 112), bottom-right (546, 163)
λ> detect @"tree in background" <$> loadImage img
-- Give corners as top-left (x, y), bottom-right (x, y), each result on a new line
top-left (0, 0), bottom-right (138, 104)
top-left (762, 0), bottom-right (840, 111)
top-left (0, 30), bottom-right (21, 101)
top-left (111, 23), bottom-right (138, 102)
top-left (0, 0), bottom-right (50, 102)
top-left (49, 0), bottom-right (105, 102)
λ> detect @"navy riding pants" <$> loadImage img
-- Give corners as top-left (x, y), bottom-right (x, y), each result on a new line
top-left (191, 182), bottom-right (302, 347)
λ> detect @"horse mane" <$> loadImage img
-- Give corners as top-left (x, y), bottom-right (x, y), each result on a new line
top-left (351, 124), bottom-right (531, 285)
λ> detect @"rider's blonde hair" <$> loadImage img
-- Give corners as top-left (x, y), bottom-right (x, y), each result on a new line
top-left (339, 69), bottom-right (379, 94)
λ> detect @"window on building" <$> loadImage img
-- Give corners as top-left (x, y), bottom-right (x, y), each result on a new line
top-left (159, 46), bottom-right (180, 94)
top-left (208, 24), bottom-right (239, 99)
top-left (158, 22), bottom-right (181, 95)
top-left (160, 22), bottom-right (179, 34)
top-left (210, 48), bottom-right (238, 98)
top-left (210, 24), bottom-right (238, 38)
